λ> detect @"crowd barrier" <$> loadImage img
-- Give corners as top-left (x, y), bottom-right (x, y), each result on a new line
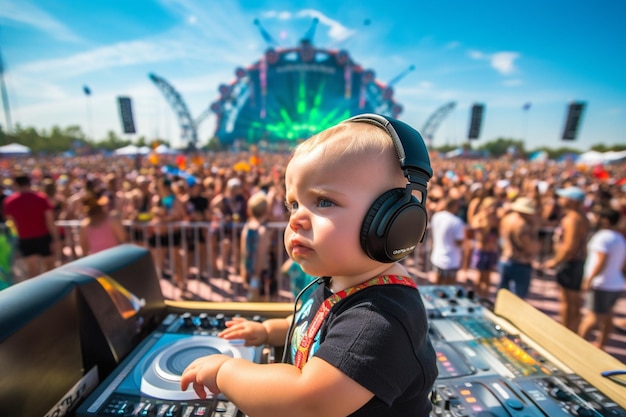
top-left (2, 220), bottom-right (555, 297)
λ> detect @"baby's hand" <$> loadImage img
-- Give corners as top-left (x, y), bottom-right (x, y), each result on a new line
top-left (180, 354), bottom-right (231, 398)
top-left (218, 317), bottom-right (267, 346)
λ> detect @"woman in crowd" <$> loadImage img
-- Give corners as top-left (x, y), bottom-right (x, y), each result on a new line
top-left (79, 193), bottom-right (128, 256)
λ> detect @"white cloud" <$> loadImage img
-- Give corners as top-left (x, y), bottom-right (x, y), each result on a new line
top-left (491, 52), bottom-right (519, 75)
top-left (15, 39), bottom-right (190, 79)
top-left (0, 0), bottom-right (83, 43)
top-left (298, 9), bottom-right (355, 42)
top-left (261, 9), bottom-right (355, 43)
top-left (468, 49), bottom-right (485, 60)
top-left (468, 49), bottom-right (520, 75)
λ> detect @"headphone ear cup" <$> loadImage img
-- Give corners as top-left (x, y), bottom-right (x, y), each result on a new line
top-left (361, 188), bottom-right (428, 263)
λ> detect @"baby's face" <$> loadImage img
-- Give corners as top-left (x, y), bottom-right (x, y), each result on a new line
top-left (283, 147), bottom-right (396, 278)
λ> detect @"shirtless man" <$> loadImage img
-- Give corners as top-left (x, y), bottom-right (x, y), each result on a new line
top-left (545, 186), bottom-right (591, 332)
top-left (498, 197), bottom-right (539, 299)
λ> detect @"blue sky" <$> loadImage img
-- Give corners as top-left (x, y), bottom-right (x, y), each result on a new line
top-left (0, 0), bottom-right (624, 151)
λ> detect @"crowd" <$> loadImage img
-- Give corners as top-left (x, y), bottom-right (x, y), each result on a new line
top-left (1, 148), bottom-right (626, 347)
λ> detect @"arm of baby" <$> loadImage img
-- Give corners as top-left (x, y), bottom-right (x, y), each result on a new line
top-left (211, 356), bottom-right (374, 417)
top-left (219, 316), bottom-right (292, 347)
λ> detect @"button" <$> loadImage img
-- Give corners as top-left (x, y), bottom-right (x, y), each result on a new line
top-left (506, 398), bottom-right (524, 410)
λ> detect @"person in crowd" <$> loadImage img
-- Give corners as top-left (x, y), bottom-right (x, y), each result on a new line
top-left (544, 186), bottom-right (591, 332)
top-left (239, 191), bottom-right (273, 301)
top-left (41, 178), bottom-right (66, 264)
top-left (578, 207), bottom-right (626, 348)
top-left (281, 257), bottom-right (317, 300)
top-left (148, 177), bottom-right (187, 294)
top-left (3, 174), bottom-right (59, 279)
top-left (101, 173), bottom-right (126, 217)
top-left (430, 196), bottom-right (466, 285)
top-left (209, 176), bottom-right (248, 274)
top-left (79, 193), bottom-right (127, 256)
top-left (469, 196), bottom-right (501, 298)
top-left (497, 196), bottom-right (539, 299)
top-left (180, 115), bottom-right (438, 416)
top-left (184, 177), bottom-right (212, 279)
top-left (463, 182), bottom-right (494, 272)
top-left (123, 175), bottom-right (154, 247)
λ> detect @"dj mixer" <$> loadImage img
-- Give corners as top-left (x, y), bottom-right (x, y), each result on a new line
top-left (76, 312), bottom-right (265, 417)
top-left (74, 285), bottom-right (626, 417)
top-left (420, 285), bottom-right (626, 417)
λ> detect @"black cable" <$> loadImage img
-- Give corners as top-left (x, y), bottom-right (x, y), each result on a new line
top-left (280, 276), bottom-right (326, 364)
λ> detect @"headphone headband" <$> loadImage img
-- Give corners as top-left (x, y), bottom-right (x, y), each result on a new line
top-left (346, 113), bottom-right (433, 188)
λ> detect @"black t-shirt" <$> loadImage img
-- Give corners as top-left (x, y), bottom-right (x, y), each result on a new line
top-left (288, 278), bottom-right (438, 417)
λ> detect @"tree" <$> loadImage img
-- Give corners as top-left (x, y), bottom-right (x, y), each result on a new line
top-left (475, 138), bottom-right (525, 158)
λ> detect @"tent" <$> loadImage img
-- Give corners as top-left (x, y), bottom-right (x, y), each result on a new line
top-left (0, 143), bottom-right (31, 155)
top-left (154, 144), bottom-right (178, 155)
top-left (114, 144), bottom-right (150, 156)
top-left (578, 150), bottom-right (626, 165)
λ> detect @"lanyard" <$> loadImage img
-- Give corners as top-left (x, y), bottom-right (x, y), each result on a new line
top-left (293, 275), bottom-right (417, 370)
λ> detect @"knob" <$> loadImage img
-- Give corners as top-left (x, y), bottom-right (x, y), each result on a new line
top-left (181, 313), bottom-right (194, 328)
top-left (215, 313), bottom-right (226, 329)
top-left (549, 387), bottom-right (571, 401)
top-left (198, 313), bottom-right (210, 328)
top-left (164, 404), bottom-right (182, 417)
top-left (505, 398), bottom-right (524, 410)
top-left (139, 402), bottom-right (157, 417)
top-left (570, 404), bottom-right (594, 417)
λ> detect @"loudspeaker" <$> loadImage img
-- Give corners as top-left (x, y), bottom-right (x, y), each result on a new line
top-left (117, 96), bottom-right (136, 134)
top-left (561, 102), bottom-right (586, 140)
top-left (346, 113), bottom-right (433, 263)
top-left (468, 103), bottom-right (484, 139)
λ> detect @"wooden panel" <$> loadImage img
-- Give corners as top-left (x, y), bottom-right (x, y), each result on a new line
top-left (165, 300), bottom-right (294, 319)
top-left (494, 289), bottom-right (626, 408)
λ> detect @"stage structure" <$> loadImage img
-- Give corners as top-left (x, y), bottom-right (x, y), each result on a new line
top-left (148, 18), bottom-right (412, 149)
top-left (421, 101), bottom-right (456, 148)
top-left (149, 73), bottom-right (199, 150)
top-left (210, 18), bottom-right (410, 148)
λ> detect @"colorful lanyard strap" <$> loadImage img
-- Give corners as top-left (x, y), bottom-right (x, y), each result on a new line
top-left (294, 275), bottom-right (417, 370)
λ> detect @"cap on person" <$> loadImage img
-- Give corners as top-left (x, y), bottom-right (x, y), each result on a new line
top-left (556, 186), bottom-right (585, 202)
top-left (227, 177), bottom-right (242, 189)
top-left (509, 197), bottom-right (536, 215)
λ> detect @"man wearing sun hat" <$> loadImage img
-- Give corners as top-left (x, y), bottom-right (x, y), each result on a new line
top-left (497, 196), bottom-right (539, 299)
top-left (544, 185), bottom-right (591, 332)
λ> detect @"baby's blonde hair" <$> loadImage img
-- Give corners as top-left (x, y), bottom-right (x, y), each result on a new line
top-left (292, 120), bottom-right (406, 187)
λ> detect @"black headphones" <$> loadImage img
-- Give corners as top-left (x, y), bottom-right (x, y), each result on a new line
top-left (346, 113), bottom-right (433, 263)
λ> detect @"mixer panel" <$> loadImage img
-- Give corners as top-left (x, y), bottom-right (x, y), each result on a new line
top-left (74, 286), bottom-right (625, 417)
top-left (76, 312), bottom-right (266, 417)
top-left (422, 285), bottom-right (626, 417)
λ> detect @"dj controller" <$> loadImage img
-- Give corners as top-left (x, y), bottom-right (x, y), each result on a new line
top-left (76, 312), bottom-right (266, 417)
top-left (76, 286), bottom-right (626, 417)
top-left (421, 285), bottom-right (626, 417)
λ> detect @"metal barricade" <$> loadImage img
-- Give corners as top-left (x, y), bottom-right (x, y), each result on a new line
top-left (4, 220), bottom-right (558, 301)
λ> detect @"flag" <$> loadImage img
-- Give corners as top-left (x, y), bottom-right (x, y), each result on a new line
top-left (522, 102), bottom-right (531, 111)
top-left (83, 85), bottom-right (91, 96)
